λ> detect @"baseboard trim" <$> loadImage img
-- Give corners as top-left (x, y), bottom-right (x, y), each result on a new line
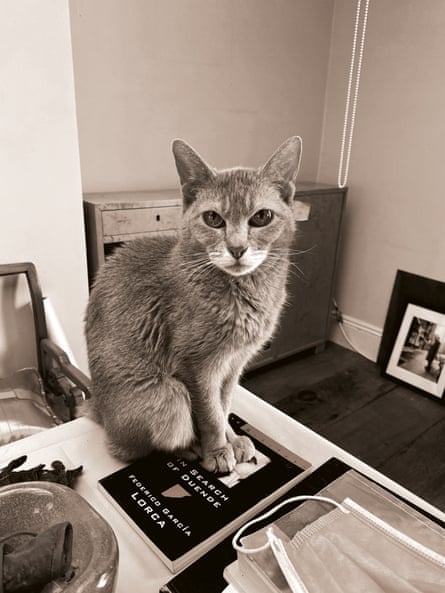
top-left (329, 313), bottom-right (383, 362)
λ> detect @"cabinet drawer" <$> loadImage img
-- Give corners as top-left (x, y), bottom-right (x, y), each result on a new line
top-left (102, 206), bottom-right (181, 237)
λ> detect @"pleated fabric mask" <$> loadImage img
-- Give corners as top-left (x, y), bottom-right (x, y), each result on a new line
top-left (234, 495), bottom-right (445, 593)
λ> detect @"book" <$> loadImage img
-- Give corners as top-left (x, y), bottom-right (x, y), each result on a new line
top-left (225, 464), bottom-right (445, 593)
top-left (161, 458), bottom-right (445, 593)
top-left (98, 413), bottom-right (310, 573)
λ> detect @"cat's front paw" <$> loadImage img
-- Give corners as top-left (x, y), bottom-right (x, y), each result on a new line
top-left (201, 443), bottom-right (236, 474)
top-left (232, 435), bottom-right (256, 463)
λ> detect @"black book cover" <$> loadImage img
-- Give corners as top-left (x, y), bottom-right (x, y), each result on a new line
top-left (98, 414), bottom-right (309, 572)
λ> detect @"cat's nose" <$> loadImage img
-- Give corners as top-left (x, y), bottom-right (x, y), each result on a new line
top-left (229, 246), bottom-right (247, 260)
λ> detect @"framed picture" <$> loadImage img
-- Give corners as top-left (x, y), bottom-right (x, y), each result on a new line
top-left (378, 270), bottom-right (445, 370)
top-left (386, 304), bottom-right (445, 399)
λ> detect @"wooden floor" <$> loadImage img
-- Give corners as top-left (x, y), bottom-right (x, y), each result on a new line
top-left (241, 341), bottom-right (445, 512)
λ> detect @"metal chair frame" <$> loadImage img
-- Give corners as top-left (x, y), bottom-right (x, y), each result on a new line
top-left (0, 262), bottom-right (90, 420)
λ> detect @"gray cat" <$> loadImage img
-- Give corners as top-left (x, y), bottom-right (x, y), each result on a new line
top-left (84, 136), bottom-right (302, 473)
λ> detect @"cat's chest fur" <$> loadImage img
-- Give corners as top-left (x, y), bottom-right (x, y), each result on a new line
top-left (177, 264), bottom-right (287, 354)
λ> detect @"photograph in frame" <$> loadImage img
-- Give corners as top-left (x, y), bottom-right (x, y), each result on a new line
top-left (386, 304), bottom-right (445, 399)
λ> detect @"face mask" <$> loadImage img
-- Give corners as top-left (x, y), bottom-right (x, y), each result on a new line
top-left (233, 494), bottom-right (445, 593)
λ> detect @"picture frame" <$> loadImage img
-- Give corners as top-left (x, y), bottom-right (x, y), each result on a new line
top-left (378, 270), bottom-right (445, 368)
top-left (386, 304), bottom-right (445, 399)
top-left (378, 270), bottom-right (445, 400)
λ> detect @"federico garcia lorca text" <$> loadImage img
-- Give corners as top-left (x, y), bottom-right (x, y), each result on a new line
top-left (128, 459), bottom-right (230, 536)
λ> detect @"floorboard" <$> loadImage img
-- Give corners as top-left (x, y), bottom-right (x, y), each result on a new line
top-left (241, 342), bottom-right (445, 512)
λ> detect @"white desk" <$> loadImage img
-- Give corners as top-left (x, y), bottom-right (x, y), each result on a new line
top-left (1, 386), bottom-right (444, 593)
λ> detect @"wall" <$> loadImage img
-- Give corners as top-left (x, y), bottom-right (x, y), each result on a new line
top-left (0, 0), bottom-right (89, 374)
top-left (4, 1), bottom-right (438, 373)
top-left (69, 0), bottom-right (334, 191)
top-left (318, 0), bottom-right (445, 360)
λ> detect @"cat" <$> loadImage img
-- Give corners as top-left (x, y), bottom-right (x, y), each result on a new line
top-left (84, 136), bottom-right (302, 474)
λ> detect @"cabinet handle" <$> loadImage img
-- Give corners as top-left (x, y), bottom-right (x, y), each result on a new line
top-left (293, 201), bottom-right (311, 221)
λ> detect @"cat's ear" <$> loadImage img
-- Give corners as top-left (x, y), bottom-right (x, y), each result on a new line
top-left (172, 139), bottom-right (215, 207)
top-left (261, 136), bottom-right (303, 185)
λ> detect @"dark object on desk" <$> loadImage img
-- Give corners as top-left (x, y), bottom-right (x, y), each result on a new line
top-left (0, 456), bottom-right (83, 489)
top-left (1, 521), bottom-right (73, 593)
top-left (0, 482), bottom-right (119, 593)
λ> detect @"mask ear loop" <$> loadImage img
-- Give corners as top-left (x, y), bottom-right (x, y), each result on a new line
top-left (232, 496), bottom-right (350, 593)
top-left (266, 527), bottom-right (311, 593)
top-left (232, 494), bottom-right (349, 554)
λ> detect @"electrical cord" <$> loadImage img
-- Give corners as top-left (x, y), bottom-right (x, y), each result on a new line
top-left (332, 298), bottom-right (374, 361)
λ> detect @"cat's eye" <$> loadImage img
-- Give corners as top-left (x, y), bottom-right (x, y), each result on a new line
top-left (203, 211), bottom-right (225, 228)
top-left (249, 209), bottom-right (274, 227)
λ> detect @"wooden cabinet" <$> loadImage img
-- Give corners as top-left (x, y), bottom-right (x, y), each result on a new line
top-left (83, 190), bottom-right (181, 285)
top-left (83, 183), bottom-right (346, 366)
top-left (250, 182), bottom-right (346, 368)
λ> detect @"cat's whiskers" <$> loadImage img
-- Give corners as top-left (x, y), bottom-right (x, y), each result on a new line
top-left (272, 245), bottom-right (317, 257)
top-left (287, 261), bottom-right (307, 279)
top-left (177, 262), bottom-right (211, 276)
top-left (177, 259), bottom-right (209, 270)
top-left (178, 253), bottom-right (211, 267)
top-left (177, 256), bottom-right (216, 281)
top-left (265, 252), bottom-right (307, 279)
